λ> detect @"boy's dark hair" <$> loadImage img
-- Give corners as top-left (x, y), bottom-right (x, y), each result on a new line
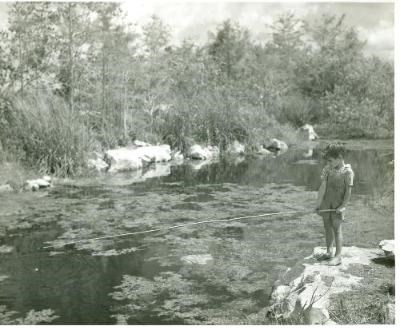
top-left (323, 143), bottom-right (346, 160)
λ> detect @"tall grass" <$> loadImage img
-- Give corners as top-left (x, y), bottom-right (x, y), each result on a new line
top-left (2, 93), bottom-right (98, 177)
top-left (156, 88), bottom-right (298, 153)
top-left (1, 88), bottom-right (300, 178)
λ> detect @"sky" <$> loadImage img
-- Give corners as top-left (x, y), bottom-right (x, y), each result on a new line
top-left (0, 1), bottom-right (395, 60)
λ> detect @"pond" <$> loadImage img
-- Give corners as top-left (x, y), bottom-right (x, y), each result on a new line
top-left (0, 140), bottom-right (394, 324)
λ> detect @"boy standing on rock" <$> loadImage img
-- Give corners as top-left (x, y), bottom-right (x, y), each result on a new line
top-left (316, 143), bottom-right (354, 266)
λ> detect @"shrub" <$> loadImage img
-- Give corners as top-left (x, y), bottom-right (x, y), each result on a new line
top-left (319, 86), bottom-right (393, 139)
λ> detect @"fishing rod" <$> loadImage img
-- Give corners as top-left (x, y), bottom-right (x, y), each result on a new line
top-left (42, 209), bottom-right (336, 250)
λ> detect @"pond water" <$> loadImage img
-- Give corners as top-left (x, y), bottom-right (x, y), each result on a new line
top-left (0, 140), bottom-right (394, 324)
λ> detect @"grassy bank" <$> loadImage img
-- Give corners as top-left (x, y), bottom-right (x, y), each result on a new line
top-left (0, 92), bottom-right (300, 177)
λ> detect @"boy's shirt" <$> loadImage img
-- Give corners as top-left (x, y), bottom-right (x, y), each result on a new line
top-left (320, 164), bottom-right (354, 187)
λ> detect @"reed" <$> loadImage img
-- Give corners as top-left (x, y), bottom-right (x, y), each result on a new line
top-left (4, 92), bottom-right (97, 177)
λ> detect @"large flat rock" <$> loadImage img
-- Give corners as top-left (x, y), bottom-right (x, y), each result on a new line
top-left (269, 246), bottom-right (386, 324)
top-left (105, 145), bottom-right (171, 172)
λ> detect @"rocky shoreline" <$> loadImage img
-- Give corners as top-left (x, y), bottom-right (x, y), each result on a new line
top-left (267, 243), bottom-right (395, 324)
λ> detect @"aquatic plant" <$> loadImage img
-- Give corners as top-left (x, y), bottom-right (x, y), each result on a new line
top-left (0, 306), bottom-right (58, 325)
top-left (92, 247), bottom-right (142, 256)
top-left (110, 272), bottom-right (209, 323)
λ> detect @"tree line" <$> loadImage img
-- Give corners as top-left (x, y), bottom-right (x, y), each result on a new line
top-left (0, 2), bottom-right (394, 175)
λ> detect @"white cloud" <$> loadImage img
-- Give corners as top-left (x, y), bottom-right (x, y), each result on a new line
top-left (120, 1), bottom-right (393, 60)
top-left (0, 1), bottom-right (394, 60)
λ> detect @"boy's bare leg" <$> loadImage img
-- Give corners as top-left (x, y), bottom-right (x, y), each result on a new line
top-left (329, 218), bottom-right (343, 265)
top-left (322, 216), bottom-right (334, 259)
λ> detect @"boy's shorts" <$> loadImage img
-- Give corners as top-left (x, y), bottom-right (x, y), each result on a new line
top-left (318, 210), bottom-right (345, 222)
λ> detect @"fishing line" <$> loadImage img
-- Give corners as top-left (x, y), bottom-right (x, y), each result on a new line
top-left (42, 209), bottom-right (336, 250)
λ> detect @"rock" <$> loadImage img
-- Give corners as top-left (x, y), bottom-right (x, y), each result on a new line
top-left (172, 150), bottom-right (184, 161)
top-left (298, 124), bottom-right (318, 141)
top-left (188, 144), bottom-right (219, 160)
top-left (181, 254), bottom-right (213, 265)
top-left (269, 285), bottom-right (291, 305)
top-left (42, 175), bottom-right (52, 183)
top-left (257, 145), bottom-right (273, 155)
top-left (105, 147), bottom-right (144, 172)
top-left (0, 184), bottom-right (13, 193)
top-left (265, 138), bottom-right (288, 153)
top-left (268, 246), bottom-right (383, 325)
top-left (133, 140), bottom-right (151, 147)
top-left (385, 302), bottom-right (395, 324)
top-left (105, 145), bottom-right (171, 172)
top-left (24, 176), bottom-right (52, 191)
top-left (227, 141), bottom-right (245, 155)
top-left (139, 144), bottom-right (171, 163)
top-left (88, 157), bottom-right (109, 172)
top-left (379, 240), bottom-right (394, 257)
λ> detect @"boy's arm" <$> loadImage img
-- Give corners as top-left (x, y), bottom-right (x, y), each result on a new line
top-left (316, 180), bottom-right (326, 209)
top-left (336, 170), bottom-right (354, 212)
top-left (336, 186), bottom-right (352, 212)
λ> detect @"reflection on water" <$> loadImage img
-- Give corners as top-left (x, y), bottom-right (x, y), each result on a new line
top-left (0, 141), bottom-right (394, 324)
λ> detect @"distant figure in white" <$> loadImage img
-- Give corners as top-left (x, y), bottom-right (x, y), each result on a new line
top-left (299, 124), bottom-right (318, 141)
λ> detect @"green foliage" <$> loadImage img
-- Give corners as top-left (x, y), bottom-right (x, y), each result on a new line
top-left (2, 93), bottom-right (97, 176)
top-left (0, 305), bottom-right (58, 325)
top-left (321, 84), bottom-right (392, 138)
top-left (0, 4), bottom-right (394, 176)
top-left (208, 20), bottom-right (251, 80)
top-left (110, 272), bottom-right (209, 323)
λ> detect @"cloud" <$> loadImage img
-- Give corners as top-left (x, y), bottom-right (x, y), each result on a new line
top-left (0, 2), bottom-right (8, 30)
top-left (121, 2), bottom-right (393, 60)
top-left (0, 1), bottom-right (394, 60)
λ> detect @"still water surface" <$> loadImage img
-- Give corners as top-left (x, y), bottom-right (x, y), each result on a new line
top-left (0, 140), bottom-right (394, 324)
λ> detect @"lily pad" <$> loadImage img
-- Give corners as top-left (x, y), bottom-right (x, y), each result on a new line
top-left (0, 245), bottom-right (13, 254)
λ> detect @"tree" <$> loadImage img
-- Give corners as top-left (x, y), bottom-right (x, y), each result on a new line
top-left (87, 2), bottom-right (137, 137)
top-left (142, 15), bottom-right (171, 57)
top-left (55, 3), bottom-right (93, 112)
top-left (133, 15), bottom-right (172, 137)
top-left (296, 14), bottom-right (366, 98)
top-left (270, 12), bottom-right (304, 56)
top-left (6, 2), bottom-right (59, 97)
top-left (208, 20), bottom-right (251, 81)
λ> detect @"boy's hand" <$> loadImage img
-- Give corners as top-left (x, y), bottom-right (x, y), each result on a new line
top-left (336, 206), bottom-right (345, 214)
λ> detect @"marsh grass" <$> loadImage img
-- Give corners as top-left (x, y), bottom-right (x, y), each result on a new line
top-left (1, 90), bottom-right (299, 178)
top-left (3, 93), bottom-right (98, 177)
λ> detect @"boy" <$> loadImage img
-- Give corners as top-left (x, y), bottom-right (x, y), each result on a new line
top-left (316, 143), bottom-right (354, 266)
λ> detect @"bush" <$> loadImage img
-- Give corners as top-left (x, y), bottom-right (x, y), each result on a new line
top-left (319, 85), bottom-right (393, 139)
